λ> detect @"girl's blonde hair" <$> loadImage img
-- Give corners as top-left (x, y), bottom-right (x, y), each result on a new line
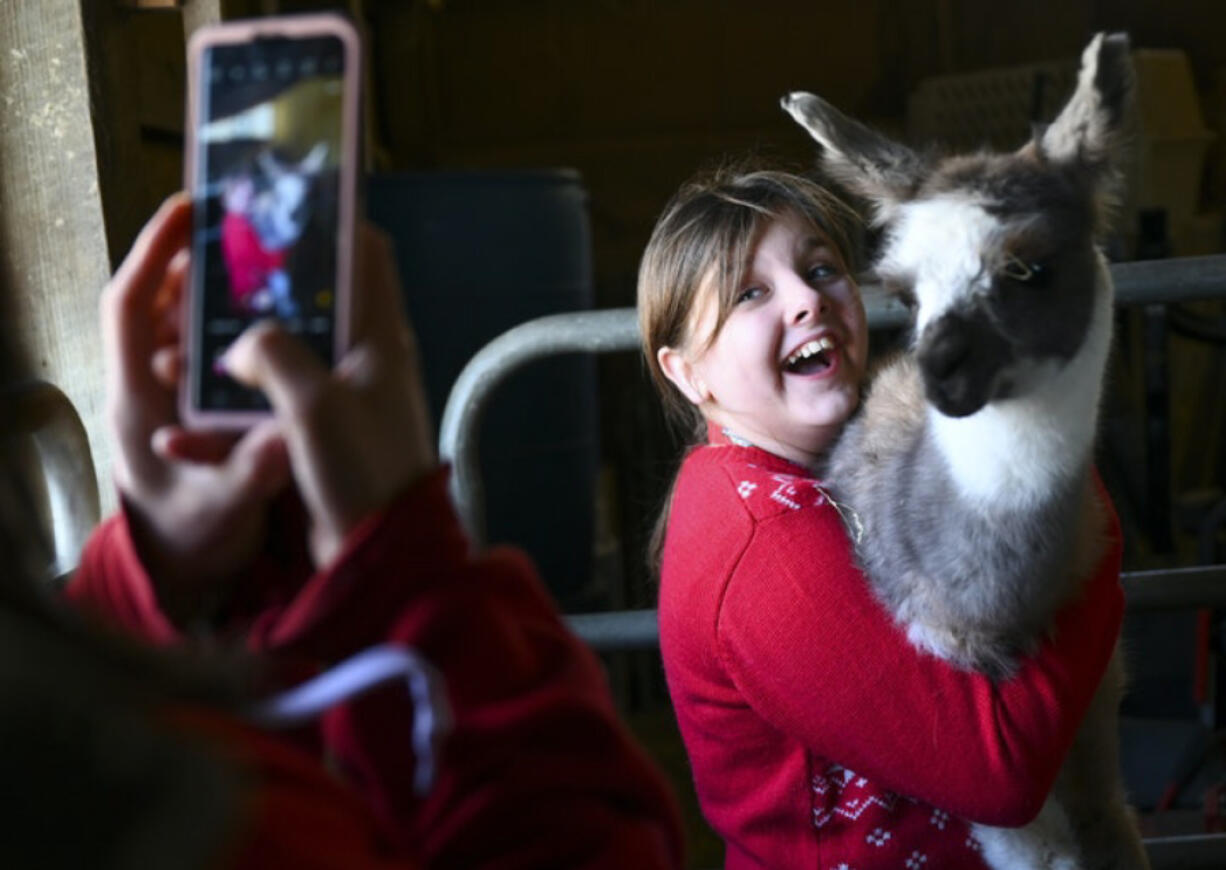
top-left (637, 167), bottom-right (862, 571)
top-left (636, 167), bottom-right (861, 434)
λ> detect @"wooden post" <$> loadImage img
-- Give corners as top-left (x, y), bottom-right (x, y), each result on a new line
top-left (0, 1), bottom-right (115, 512)
top-left (181, 0), bottom-right (222, 38)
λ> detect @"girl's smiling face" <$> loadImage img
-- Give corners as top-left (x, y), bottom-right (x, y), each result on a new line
top-left (658, 212), bottom-right (868, 467)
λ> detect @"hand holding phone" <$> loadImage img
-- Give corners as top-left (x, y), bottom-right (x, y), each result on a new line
top-left (222, 226), bottom-right (436, 569)
top-left (101, 194), bottom-right (292, 626)
top-left (183, 13), bottom-right (360, 428)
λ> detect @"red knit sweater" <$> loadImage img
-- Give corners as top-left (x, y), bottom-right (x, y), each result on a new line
top-left (68, 470), bottom-right (683, 869)
top-left (658, 436), bottom-right (1125, 869)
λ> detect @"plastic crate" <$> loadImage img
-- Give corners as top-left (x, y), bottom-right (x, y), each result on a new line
top-left (1130, 50), bottom-right (1216, 228)
top-left (907, 61), bottom-right (1077, 153)
top-left (907, 48), bottom-right (1216, 256)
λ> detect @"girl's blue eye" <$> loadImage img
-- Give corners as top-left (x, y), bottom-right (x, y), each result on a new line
top-left (736, 286), bottom-right (764, 304)
top-left (806, 263), bottom-right (838, 284)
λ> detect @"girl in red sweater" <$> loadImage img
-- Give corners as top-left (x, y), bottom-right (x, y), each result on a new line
top-left (637, 169), bottom-right (1125, 869)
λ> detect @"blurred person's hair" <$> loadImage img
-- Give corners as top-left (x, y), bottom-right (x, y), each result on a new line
top-left (0, 288), bottom-right (246, 868)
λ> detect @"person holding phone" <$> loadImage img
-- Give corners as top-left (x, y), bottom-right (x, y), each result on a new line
top-left (57, 194), bottom-right (683, 868)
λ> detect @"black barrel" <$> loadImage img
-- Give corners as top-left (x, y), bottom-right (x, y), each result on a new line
top-left (367, 170), bottom-right (598, 610)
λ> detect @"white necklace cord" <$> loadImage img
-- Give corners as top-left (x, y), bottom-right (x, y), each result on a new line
top-left (245, 644), bottom-right (451, 797)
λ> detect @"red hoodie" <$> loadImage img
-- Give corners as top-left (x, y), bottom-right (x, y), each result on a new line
top-left (68, 469), bottom-right (684, 869)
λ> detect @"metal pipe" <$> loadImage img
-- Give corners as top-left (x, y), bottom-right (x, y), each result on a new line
top-left (565, 609), bottom-right (659, 652)
top-left (1143, 833), bottom-right (1226, 868)
top-left (1, 379), bottom-right (100, 586)
top-left (437, 300), bottom-right (909, 541)
top-left (437, 309), bottom-right (639, 545)
top-left (565, 566), bottom-right (1226, 652)
top-left (1123, 565), bottom-right (1226, 610)
top-left (436, 299), bottom-right (926, 541)
top-left (1112, 255), bottom-right (1226, 306)
top-left (440, 254), bottom-right (1226, 546)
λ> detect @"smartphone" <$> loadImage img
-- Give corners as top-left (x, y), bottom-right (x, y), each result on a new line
top-left (182, 13), bottom-right (361, 427)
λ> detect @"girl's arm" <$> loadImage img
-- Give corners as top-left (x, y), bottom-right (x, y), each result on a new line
top-left (716, 489), bottom-right (1124, 827)
top-left (65, 487), bottom-right (314, 645)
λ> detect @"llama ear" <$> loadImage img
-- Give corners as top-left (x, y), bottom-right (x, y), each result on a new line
top-left (300, 142), bottom-right (329, 175)
top-left (1035, 33), bottom-right (1133, 172)
top-left (781, 91), bottom-right (925, 223)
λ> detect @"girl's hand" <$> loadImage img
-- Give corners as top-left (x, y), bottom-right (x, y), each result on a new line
top-left (222, 226), bottom-right (436, 569)
top-left (101, 193), bottom-right (292, 625)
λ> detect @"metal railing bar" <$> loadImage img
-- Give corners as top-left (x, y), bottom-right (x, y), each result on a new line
top-left (1142, 832), bottom-right (1226, 868)
top-left (1124, 565), bottom-right (1226, 610)
top-left (439, 255), bottom-right (1226, 547)
top-left (565, 609), bottom-right (659, 652)
top-left (438, 310), bottom-right (639, 545)
top-left (566, 566), bottom-right (1226, 652)
top-left (1112, 254), bottom-right (1226, 306)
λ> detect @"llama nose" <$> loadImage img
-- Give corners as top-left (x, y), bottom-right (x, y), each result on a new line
top-left (921, 323), bottom-right (971, 382)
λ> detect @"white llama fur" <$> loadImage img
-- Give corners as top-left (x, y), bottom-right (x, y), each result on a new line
top-left (927, 250), bottom-right (1114, 511)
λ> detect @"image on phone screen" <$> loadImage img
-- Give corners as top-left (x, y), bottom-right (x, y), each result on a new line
top-left (189, 34), bottom-right (347, 413)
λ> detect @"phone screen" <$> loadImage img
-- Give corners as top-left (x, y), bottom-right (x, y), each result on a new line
top-left (188, 33), bottom-right (348, 413)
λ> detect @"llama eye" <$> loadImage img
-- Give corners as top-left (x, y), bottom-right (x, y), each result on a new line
top-left (1002, 255), bottom-right (1052, 287)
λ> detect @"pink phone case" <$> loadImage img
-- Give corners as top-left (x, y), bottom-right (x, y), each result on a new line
top-left (181, 13), bottom-right (360, 429)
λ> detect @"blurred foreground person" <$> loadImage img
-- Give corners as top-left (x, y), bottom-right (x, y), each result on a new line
top-left (0, 194), bottom-right (682, 869)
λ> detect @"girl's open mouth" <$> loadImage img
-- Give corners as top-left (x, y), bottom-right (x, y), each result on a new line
top-left (783, 335), bottom-right (837, 375)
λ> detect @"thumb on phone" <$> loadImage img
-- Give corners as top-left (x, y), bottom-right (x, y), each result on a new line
top-left (221, 322), bottom-right (330, 421)
top-left (221, 312), bottom-right (433, 568)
